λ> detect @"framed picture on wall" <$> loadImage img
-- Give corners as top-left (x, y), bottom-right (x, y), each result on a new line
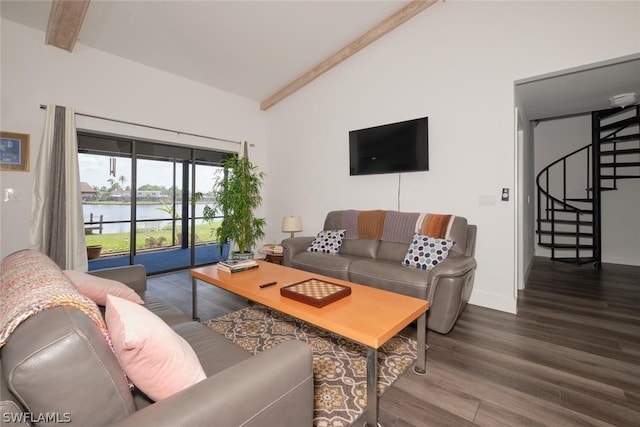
top-left (0, 131), bottom-right (30, 172)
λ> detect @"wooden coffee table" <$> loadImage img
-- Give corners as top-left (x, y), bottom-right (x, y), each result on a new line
top-left (191, 261), bottom-right (428, 427)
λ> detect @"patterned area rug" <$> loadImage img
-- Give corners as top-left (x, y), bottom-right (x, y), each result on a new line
top-left (204, 305), bottom-right (417, 426)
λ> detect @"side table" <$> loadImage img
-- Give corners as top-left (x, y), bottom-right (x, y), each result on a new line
top-left (264, 254), bottom-right (284, 264)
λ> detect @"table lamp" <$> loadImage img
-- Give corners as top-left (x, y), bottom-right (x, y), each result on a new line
top-left (282, 216), bottom-right (302, 238)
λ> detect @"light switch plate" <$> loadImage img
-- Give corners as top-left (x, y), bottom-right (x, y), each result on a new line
top-left (3, 188), bottom-right (17, 202)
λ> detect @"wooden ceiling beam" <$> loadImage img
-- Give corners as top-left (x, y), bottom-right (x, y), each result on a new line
top-left (46, 0), bottom-right (91, 52)
top-left (260, 0), bottom-right (438, 111)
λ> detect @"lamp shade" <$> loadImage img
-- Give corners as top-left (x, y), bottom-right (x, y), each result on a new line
top-left (282, 216), bottom-right (302, 233)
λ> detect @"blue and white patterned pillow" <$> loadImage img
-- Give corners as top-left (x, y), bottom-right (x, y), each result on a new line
top-left (307, 229), bottom-right (346, 254)
top-left (402, 234), bottom-right (456, 270)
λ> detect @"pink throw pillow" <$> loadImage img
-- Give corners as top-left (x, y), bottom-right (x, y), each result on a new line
top-left (63, 270), bottom-right (144, 306)
top-left (105, 295), bottom-right (206, 401)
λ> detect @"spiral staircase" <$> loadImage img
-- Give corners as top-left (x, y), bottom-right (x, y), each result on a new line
top-left (536, 105), bottom-right (640, 268)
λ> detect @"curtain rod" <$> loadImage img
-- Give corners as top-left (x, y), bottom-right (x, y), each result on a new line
top-left (39, 104), bottom-right (241, 145)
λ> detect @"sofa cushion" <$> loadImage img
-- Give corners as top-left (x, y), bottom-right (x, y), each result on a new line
top-left (1, 306), bottom-right (136, 425)
top-left (323, 210), bottom-right (345, 231)
top-left (355, 210), bottom-right (387, 239)
top-left (64, 270), bottom-right (144, 305)
top-left (143, 293), bottom-right (191, 326)
top-left (89, 265), bottom-right (148, 294)
top-left (0, 400), bottom-right (29, 426)
top-left (446, 216), bottom-right (469, 256)
top-left (374, 241), bottom-right (407, 262)
top-left (334, 210), bottom-right (388, 240)
top-left (342, 210), bottom-right (359, 239)
top-left (402, 234), bottom-right (456, 270)
top-left (417, 214), bottom-right (455, 238)
top-left (348, 259), bottom-right (431, 300)
top-left (340, 239), bottom-right (379, 258)
top-left (381, 211), bottom-right (421, 243)
top-left (291, 252), bottom-right (353, 280)
top-left (307, 229), bottom-right (345, 254)
top-left (172, 322), bottom-right (251, 376)
top-left (105, 295), bottom-right (206, 401)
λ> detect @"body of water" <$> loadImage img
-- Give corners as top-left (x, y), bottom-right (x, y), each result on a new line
top-left (83, 204), bottom-right (211, 234)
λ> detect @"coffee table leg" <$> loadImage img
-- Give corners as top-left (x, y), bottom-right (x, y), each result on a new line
top-left (366, 346), bottom-right (378, 427)
top-left (192, 277), bottom-right (199, 321)
top-left (413, 311), bottom-right (427, 375)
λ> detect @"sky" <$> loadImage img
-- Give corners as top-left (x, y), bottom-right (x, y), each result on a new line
top-left (78, 153), bottom-right (222, 193)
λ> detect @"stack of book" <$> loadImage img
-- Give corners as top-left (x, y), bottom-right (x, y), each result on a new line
top-left (217, 258), bottom-right (259, 273)
top-left (260, 244), bottom-right (284, 255)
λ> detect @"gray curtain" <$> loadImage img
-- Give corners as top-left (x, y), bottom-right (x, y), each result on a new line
top-left (30, 104), bottom-right (87, 271)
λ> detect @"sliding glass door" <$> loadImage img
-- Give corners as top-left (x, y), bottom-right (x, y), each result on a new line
top-left (78, 132), bottom-right (232, 274)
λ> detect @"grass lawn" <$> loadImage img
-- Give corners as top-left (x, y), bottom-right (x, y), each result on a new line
top-left (86, 221), bottom-right (221, 254)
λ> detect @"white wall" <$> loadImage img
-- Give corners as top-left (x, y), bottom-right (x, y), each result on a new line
top-left (0, 19), bottom-right (266, 259)
top-left (264, 2), bottom-right (640, 314)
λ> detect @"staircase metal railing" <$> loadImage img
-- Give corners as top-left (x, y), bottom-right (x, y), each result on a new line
top-left (536, 104), bottom-right (639, 267)
top-left (536, 144), bottom-right (595, 264)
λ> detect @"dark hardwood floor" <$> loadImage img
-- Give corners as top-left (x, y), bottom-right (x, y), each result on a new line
top-left (147, 257), bottom-right (640, 426)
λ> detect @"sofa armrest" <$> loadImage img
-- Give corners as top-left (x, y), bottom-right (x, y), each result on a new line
top-left (108, 340), bottom-right (314, 427)
top-left (426, 255), bottom-right (477, 334)
top-left (89, 265), bottom-right (147, 293)
top-left (427, 256), bottom-right (476, 303)
top-left (431, 255), bottom-right (476, 279)
top-left (281, 236), bottom-right (315, 266)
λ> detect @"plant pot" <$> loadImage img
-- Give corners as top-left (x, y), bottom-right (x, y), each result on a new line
top-left (87, 245), bottom-right (102, 260)
top-left (231, 251), bottom-right (254, 261)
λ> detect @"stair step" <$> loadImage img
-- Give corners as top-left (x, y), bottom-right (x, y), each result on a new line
top-left (536, 230), bottom-right (593, 237)
top-left (600, 147), bottom-right (640, 156)
top-left (546, 208), bottom-right (593, 214)
top-left (551, 256), bottom-right (598, 265)
top-left (565, 197), bottom-right (593, 202)
top-left (538, 219), bottom-right (593, 226)
top-left (601, 175), bottom-right (640, 180)
top-left (586, 187), bottom-right (617, 192)
top-left (601, 162), bottom-right (640, 168)
top-left (600, 133), bottom-right (640, 144)
top-left (539, 243), bottom-right (594, 249)
top-left (599, 115), bottom-right (640, 131)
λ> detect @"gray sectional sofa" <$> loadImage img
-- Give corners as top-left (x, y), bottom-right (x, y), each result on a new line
top-left (282, 210), bottom-right (477, 334)
top-left (1, 250), bottom-right (313, 426)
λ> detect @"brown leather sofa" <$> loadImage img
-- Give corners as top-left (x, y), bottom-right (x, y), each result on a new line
top-left (1, 254), bottom-right (313, 426)
top-left (282, 210), bottom-right (477, 334)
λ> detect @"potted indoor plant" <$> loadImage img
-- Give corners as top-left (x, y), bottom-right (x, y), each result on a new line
top-left (203, 154), bottom-right (266, 259)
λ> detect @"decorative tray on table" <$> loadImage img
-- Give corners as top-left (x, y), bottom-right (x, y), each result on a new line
top-left (280, 278), bottom-right (351, 308)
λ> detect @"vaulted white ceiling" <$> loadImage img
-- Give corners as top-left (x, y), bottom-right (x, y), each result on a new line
top-left (1, 0), bottom-right (412, 103)
top-left (2, 1), bottom-right (638, 118)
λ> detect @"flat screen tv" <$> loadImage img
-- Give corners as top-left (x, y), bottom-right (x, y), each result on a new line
top-left (349, 116), bottom-right (428, 176)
